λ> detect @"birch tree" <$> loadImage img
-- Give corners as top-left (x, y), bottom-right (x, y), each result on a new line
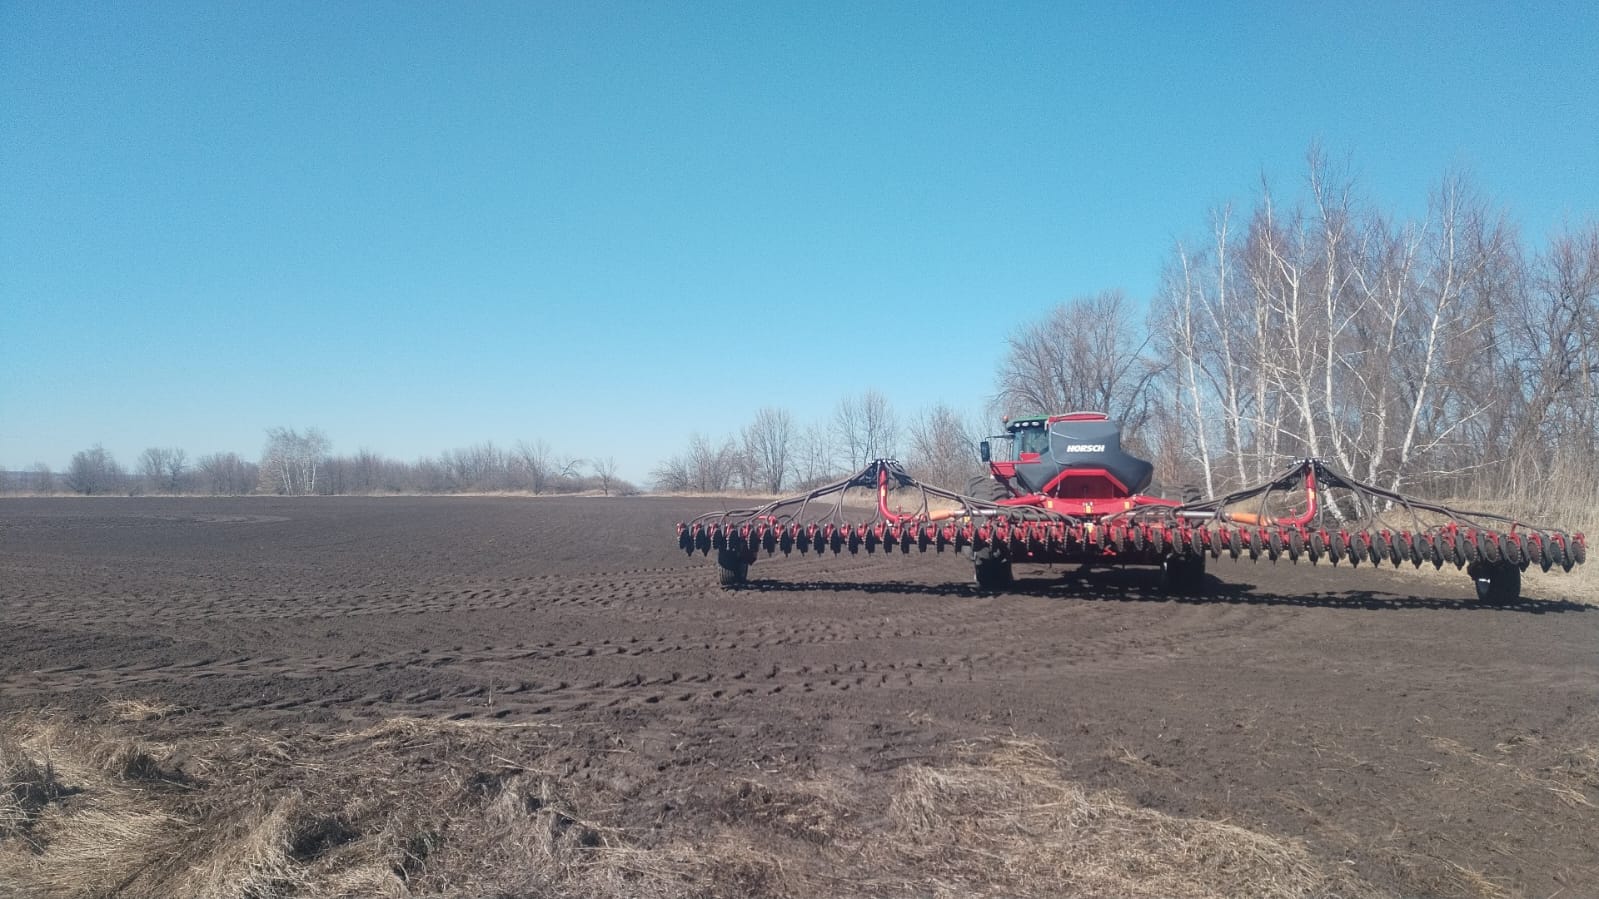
top-left (261, 427), bottom-right (330, 495)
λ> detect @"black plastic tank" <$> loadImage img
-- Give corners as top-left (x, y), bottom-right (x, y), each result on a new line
top-left (1009, 419), bottom-right (1153, 496)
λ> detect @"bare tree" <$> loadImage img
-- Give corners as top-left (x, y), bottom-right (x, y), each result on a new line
top-left (165, 448), bottom-right (188, 492)
top-left (652, 434), bottom-right (740, 493)
top-left (512, 440), bottom-right (549, 493)
top-left (792, 422), bottom-right (836, 489)
top-left (139, 447), bottom-right (187, 494)
top-left (196, 452), bottom-right (256, 495)
top-left (412, 456), bottom-right (451, 493)
top-left (689, 434), bottom-right (739, 492)
top-left (650, 455), bottom-right (690, 492)
top-left (741, 407), bottom-right (794, 493)
top-left (138, 448), bottom-right (165, 494)
top-left (906, 404), bottom-right (980, 489)
top-left (260, 427), bottom-right (330, 495)
top-left (511, 440), bottom-right (580, 494)
top-left (834, 390), bottom-right (899, 469)
top-left (29, 462), bottom-right (54, 495)
top-left (1498, 224), bottom-right (1599, 474)
top-left (438, 441), bottom-right (511, 491)
top-left (66, 444), bottom-right (124, 495)
top-left (995, 290), bottom-right (1162, 439)
top-left (350, 448), bottom-right (388, 493)
top-left (591, 457), bottom-right (620, 495)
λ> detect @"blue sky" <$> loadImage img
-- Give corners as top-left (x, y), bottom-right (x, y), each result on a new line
top-left (4, 2), bottom-right (1596, 484)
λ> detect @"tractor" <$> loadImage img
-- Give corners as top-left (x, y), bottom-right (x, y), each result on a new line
top-left (677, 412), bottom-right (1585, 603)
top-left (962, 411), bottom-right (1199, 591)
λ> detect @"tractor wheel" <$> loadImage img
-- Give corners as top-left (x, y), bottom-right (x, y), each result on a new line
top-left (716, 549), bottom-right (749, 588)
top-left (974, 558), bottom-right (1013, 590)
top-left (1468, 560), bottom-right (1520, 604)
top-left (967, 474), bottom-right (1010, 502)
top-left (973, 552), bottom-right (1013, 591)
top-left (1161, 553), bottom-right (1207, 595)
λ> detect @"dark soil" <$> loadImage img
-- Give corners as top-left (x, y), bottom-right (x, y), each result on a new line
top-left (2, 496), bottom-right (1595, 897)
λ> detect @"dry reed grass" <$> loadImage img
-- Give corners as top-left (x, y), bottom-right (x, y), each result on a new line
top-left (0, 707), bottom-right (1394, 899)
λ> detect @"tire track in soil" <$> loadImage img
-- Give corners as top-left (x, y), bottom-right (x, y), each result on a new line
top-left (2, 577), bottom-right (1294, 721)
top-left (7, 513), bottom-right (1302, 723)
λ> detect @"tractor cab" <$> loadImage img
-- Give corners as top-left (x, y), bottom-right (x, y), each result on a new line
top-left (981, 411), bottom-right (1154, 502)
top-left (978, 414), bottom-right (1051, 463)
top-left (1009, 416), bottom-right (1052, 457)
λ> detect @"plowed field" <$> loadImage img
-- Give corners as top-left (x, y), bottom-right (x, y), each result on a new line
top-left (3, 496), bottom-right (1596, 897)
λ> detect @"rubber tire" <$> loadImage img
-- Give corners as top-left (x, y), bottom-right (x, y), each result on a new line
top-left (1181, 484), bottom-right (1203, 505)
top-left (1162, 553), bottom-right (1207, 595)
top-left (717, 549), bottom-right (749, 588)
top-left (974, 555), bottom-right (1013, 591)
top-left (967, 474), bottom-right (1011, 502)
top-left (1468, 560), bottom-right (1520, 604)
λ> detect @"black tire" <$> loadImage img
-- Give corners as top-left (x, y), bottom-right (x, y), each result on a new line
top-left (1161, 553), bottom-right (1206, 595)
top-left (1468, 560), bottom-right (1520, 604)
top-left (973, 554), bottom-right (1013, 591)
top-left (1180, 484), bottom-right (1203, 505)
top-left (966, 474), bottom-right (1011, 502)
top-left (717, 549), bottom-right (749, 588)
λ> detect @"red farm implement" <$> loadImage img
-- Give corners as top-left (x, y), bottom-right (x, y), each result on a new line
top-left (676, 412), bottom-right (1585, 602)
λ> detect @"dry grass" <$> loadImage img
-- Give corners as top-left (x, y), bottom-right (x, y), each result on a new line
top-left (107, 698), bottom-right (183, 723)
top-left (1552, 506), bottom-right (1597, 604)
top-left (1506, 469), bottom-right (1597, 604)
top-left (862, 738), bottom-right (1380, 899)
top-left (0, 708), bottom-right (1392, 899)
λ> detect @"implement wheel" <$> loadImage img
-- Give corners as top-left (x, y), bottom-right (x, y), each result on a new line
top-left (974, 556), bottom-right (1013, 591)
top-left (717, 549), bottom-right (750, 588)
top-left (1162, 553), bottom-right (1206, 596)
top-left (1468, 560), bottom-right (1520, 604)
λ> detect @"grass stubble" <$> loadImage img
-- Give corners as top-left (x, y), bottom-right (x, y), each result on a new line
top-left (0, 704), bottom-right (1406, 899)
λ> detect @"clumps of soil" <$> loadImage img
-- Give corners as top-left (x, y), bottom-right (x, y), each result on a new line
top-left (1, 706), bottom-right (1388, 899)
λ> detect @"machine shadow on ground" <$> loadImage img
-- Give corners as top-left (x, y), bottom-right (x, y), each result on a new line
top-left (735, 567), bottom-right (1594, 614)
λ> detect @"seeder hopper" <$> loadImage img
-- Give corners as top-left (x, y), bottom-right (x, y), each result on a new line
top-left (676, 413), bottom-right (1586, 602)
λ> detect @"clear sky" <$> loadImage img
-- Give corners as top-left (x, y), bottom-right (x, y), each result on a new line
top-left (4, 2), bottom-right (1596, 484)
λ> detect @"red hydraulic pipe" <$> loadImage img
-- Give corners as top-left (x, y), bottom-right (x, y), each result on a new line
top-left (878, 467), bottom-right (911, 524)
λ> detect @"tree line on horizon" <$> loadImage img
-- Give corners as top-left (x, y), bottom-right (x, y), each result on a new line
top-left (0, 431), bottom-right (632, 498)
top-left (648, 396), bottom-right (986, 496)
top-left (0, 405), bottom-right (981, 500)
